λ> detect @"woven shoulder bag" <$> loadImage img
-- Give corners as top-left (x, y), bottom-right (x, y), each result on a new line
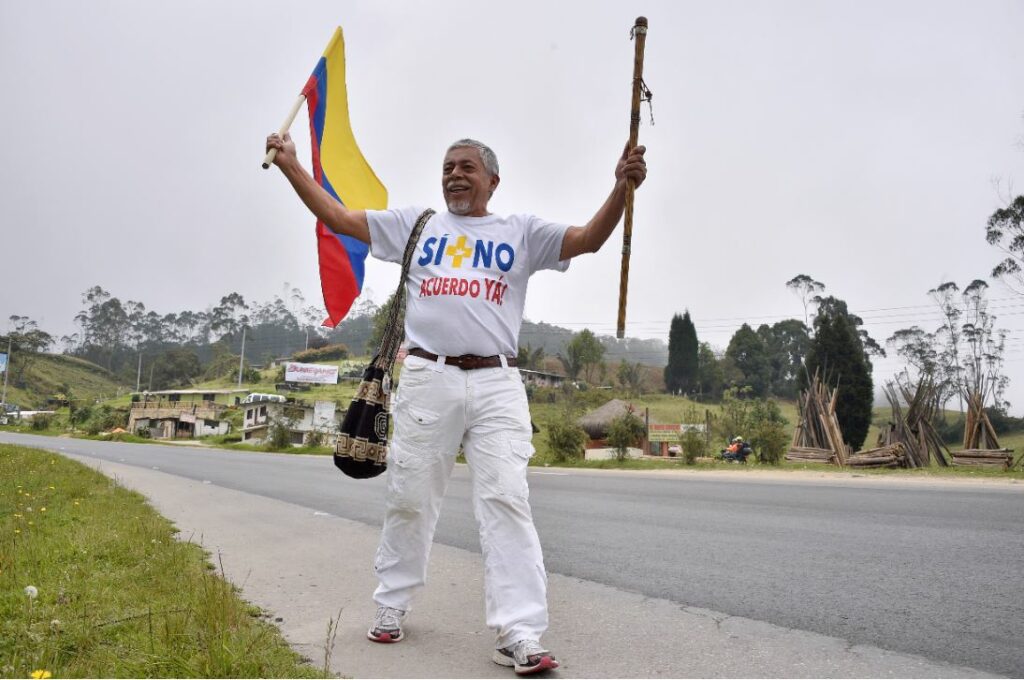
top-left (334, 209), bottom-right (434, 479)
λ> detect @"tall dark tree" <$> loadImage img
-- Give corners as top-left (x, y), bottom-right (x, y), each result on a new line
top-left (986, 194), bottom-right (1024, 293)
top-left (802, 299), bottom-right (873, 450)
top-left (725, 324), bottom-right (771, 397)
top-left (695, 342), bottom-right (724, 399)
top-left (664, 311), bottom-right (699, 394)
top-left (757, 319), bottom-right (810, 398)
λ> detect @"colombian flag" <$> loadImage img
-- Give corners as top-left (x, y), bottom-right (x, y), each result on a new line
top-left (302, 27), bottom-right (387, 327)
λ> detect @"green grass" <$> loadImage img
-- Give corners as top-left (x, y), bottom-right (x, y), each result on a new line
top-left (0, 445), bottom-right (321, 678)
top-left (2, 354), bottom-right (127, 410)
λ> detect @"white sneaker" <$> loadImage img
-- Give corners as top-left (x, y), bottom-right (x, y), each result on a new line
top-left (367, 605), bottom-right (406, 643)
top-left (493, 639), bottom-right (559, 675)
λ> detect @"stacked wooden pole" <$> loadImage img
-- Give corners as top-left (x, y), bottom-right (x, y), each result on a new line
top-left (951, 390), bottom-right (1013, 469)
top-left (847, 443), bottom-right (905, 469)
top-left (786, 371), bottom-right (849, 465)
top-left (952, 448), bottom-right (1014, 469)
top-left (879, 379), bottom-right (951, 469)
top-left (962, 391), bottom-right (1000, 450)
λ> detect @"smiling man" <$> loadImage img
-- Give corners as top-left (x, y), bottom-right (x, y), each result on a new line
top-left (266, 133), bottom-right (646, 675)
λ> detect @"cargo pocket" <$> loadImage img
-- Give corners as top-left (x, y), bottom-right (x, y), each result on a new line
top-left (395, 401), bottom-right (441, 448)
top-left (503, 438), bottom-right (535, 500)
top-left (386, 441), bottom-right (428, 513)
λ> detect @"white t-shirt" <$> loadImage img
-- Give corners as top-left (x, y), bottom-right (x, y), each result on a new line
top-left (366, 206), bottom-right (571, 357)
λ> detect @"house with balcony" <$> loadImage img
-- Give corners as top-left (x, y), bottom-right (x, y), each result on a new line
top-left (241, 398), bottom-right (344, 447)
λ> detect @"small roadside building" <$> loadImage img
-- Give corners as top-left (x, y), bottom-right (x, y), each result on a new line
top-left (577, 398), bottom-right (650, 460)
top-left (519, 369), bottom-right (567, 389)
top-left (127, 389), bottom-right (245, 439)
top-left (241, 398), bottom-right (344, 447)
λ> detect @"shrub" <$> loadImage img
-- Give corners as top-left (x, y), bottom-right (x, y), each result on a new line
top-left (30, 413), bottom-right (54, 431)
top-left (606, 409), bottom-right (646, 461)
top-left (680, 406), bottom-right (708, 465)
top-left (306, 429), bottom-right (325, 449)
top-left (748, 399), bottom-right (789, 465)
top-left (292, 344), bottom-right (349, 363)
top-left (266, 421), bottom-right (294, 448)
top-left (716, 387), bottom-right (754, 445)
top-left (545, 418), bottom-right (587, 463)
top-left (81, 405), bottom-right (128, 435)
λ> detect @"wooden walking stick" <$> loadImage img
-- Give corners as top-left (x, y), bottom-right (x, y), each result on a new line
top-left (616, 16), bottom-right (651, 339)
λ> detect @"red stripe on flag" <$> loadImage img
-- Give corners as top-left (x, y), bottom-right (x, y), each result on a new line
top-left (303, 73), bottom-right (358, 328)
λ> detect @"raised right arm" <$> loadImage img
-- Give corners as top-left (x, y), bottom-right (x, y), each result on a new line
top-left (266, 132), bottom-right (370, 244)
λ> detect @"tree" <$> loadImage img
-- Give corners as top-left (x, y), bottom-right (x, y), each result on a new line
top-left (617, 359), bottom-right (646, 397)
top-left (517, 344), bottom-right (546, 370)
top-left (756, 319), bottom-right (810, 398)
top-left (725, 324), bottom-right (770, 397)
top-left (664, 311), bottom-right (698, 395)
top-left (208, 292), bottom-right (249, 340)
top-left (560, 329), bottom-right (604, 382)
top-left (3, 316), bottom-right (53, 387)
top-left (802, 300), bottom-right (874, 450)
top-left (150, 348), bottom-right (202, 390)
top-left (606, 408), bottom-right (646, 461)
top-left (695, 342), bottom-right (723, 399)
top-left (986, 194), bottom-right (1024, 293)
top-left (960, 279), bottom-right (1009, 410)
top-left (786, 274), bottom-right (825, 328)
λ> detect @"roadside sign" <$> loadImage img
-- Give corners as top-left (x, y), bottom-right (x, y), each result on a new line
top-left (648, 423), bottom-right (706, 442)
top-left (0, 352), bottom-right (7, 374)
top-left (285, 362), bottom-right (339, 384)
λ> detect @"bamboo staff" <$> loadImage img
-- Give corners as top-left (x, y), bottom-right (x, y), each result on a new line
top-left (617, 16), bottom-right (650, 339)
top-left (262, 94), bottom-right (307, 169)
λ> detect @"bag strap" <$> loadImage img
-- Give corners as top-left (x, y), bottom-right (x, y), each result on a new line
top-left (373, 209), bottom-right (435, 370)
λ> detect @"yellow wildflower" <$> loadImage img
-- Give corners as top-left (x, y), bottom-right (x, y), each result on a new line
top-left (40, 507), bottom-right (46, 513)
top-left (31, 670), bottom-right (52, 679)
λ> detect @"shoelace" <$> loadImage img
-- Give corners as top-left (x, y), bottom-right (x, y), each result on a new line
top-left (512, 639), bottom-right (548, 662)
top-left (376, 606), bottom-right (403, 630)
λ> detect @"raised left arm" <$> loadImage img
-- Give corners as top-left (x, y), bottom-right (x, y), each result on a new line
top-left (560, 144), bottom-right (647, 260)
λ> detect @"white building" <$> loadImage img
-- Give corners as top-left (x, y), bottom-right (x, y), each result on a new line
top-left (241, 399), bottom-right (344, 447)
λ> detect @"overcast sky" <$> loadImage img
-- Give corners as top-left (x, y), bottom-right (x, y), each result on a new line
top-left (2, 0), bottom-right (1023, 410)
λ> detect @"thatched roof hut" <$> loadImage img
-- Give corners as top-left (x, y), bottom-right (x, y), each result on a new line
top-left (578, 399), bottom-right (645, 440)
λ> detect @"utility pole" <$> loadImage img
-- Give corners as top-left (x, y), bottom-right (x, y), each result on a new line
top-left (1, 335), bottom-right (12, 408)
top-left (305, 327), bottom-right (309, 351)
top-left (136, 352), bottom-right (142, 392)
top-left (237, 326), bottom-right (247, 387)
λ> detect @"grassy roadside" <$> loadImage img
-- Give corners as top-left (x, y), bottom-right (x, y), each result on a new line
top-left (4, 419), bottom-right (1021, 479)
top-left (0, 444), bottom-right (322, 678)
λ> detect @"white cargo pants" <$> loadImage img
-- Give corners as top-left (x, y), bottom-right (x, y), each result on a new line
top-left (372, 353), bottom-right (547, 648)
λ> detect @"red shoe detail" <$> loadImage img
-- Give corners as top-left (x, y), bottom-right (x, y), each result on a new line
top-left (516, 655), bottom-right (559, 675)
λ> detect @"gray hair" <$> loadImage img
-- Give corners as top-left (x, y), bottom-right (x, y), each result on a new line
top-left (447, 138), bottom-right (499, 177)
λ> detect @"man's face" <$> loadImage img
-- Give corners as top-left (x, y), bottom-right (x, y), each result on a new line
top-left (442, 147), bottom-right (499, 216)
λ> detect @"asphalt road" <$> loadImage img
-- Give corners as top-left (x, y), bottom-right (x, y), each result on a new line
top-left (3, 432), bottom-right (1022, 677)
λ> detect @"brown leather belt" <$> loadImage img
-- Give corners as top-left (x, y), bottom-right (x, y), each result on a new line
top-left (407, 347), bottom-right (517, 370)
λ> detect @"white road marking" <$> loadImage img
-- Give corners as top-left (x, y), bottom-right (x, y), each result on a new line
top-left (530, 471), bottom-right (570, 476)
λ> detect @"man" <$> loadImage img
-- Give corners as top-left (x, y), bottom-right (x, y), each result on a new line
top-left (265, 132), bottom-right (646, 675)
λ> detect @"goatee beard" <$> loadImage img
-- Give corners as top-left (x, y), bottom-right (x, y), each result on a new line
top-left (447, 199), bottom-right (472, 215)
